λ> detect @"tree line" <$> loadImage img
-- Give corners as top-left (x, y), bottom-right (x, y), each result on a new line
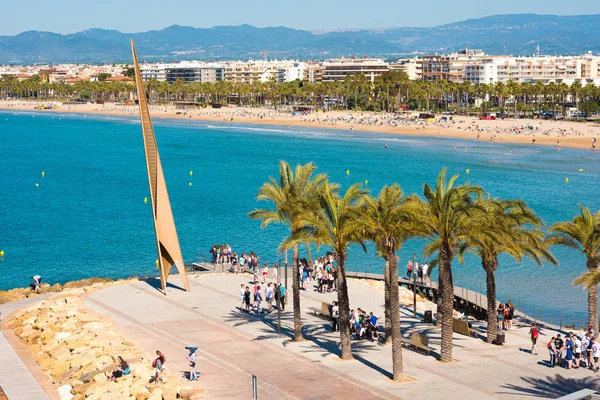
top-left (250, 161), bottom-right (600, 381)
top-left (2, 71), bottom-right (600, 116)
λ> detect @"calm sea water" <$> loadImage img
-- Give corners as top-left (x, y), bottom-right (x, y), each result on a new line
top-left (1, 110), bottom-right (599, 325)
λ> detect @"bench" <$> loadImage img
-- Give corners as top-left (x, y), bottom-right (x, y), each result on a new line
top-left (453, 318), bottom-right (477, 338)
top-left (402, 332), bottom-right (434, 355)
top-left (308, 302), bottom-right (333, 321)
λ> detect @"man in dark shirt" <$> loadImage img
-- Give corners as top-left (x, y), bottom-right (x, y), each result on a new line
top-left (555, 334), bottom-right (564, 366)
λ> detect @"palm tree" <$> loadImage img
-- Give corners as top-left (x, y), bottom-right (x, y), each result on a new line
top-left (460, 199), bottom-right (556, 343)
top-left (415, 168), bottom-right (484, 362)
top-left (249, 161), bottom-right (328, 341)
top-left (292, 182), bottom-right (368, 360)
top-left (547, 205), bottom-right (600, 332)
top-left (363, 185), bottom-right (420, 380)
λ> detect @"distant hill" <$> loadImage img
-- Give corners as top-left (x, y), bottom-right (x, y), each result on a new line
top-left (1, 14), bottom-right (599, 64)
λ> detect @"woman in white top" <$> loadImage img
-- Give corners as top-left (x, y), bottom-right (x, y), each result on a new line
top-left (272, 265), bottom-right (278, 281)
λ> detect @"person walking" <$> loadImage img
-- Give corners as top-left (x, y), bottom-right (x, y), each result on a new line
top-left (265, 283), bottom-right (274, 313)
top-left (331, 301), bottom-right (339, 332)
top-left (278, 284), bottom-right (286, 311)
top-left (186, 347), bottom-right (198, 381)
top-left (406, 260), bottom-right (413, 280)
top-left (262, 264), bottom-right (268, 284)
top-left (529, 323), bottom-right (539, 355)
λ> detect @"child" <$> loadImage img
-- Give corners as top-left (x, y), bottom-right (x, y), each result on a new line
top-left (186, 347), bottom-right (198, 381)
top-left (239, 284), bottom-right (245, 309)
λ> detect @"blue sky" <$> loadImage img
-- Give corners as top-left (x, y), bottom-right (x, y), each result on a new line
top-left (1, 0), bottom-right (598, 35)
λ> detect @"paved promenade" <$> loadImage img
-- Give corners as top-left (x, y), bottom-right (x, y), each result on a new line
top-left (0, 296), bottom-right (51, 400)
top-left (3, 275), bottom-right (599, 399)
top-left (84, 273), bottom-right (600, 399)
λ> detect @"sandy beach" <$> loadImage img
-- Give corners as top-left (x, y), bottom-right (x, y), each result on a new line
top-left (1, 100), bottom-right (599, 150)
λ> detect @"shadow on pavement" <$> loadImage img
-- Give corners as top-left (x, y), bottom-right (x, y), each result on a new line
top-left (141, 277), bottom-right (187, 294)
top-left (500, 374), bottom-right (600, 398)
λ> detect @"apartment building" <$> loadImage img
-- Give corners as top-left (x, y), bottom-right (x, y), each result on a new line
top-left (321, 58), bottom-right (389, 82)
top-left (420, 49), bottom-right (485, 83)
top-left (390, 57), bottom-right (422, 80)
top-left (303, 64), bottom-right (323, 83)
top-left (276, 62), bottom-right (306, 83)
top-left (463, 55), bottom-right (600, 86)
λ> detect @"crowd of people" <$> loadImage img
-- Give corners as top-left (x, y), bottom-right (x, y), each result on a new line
top-left (240, 281), bottom-right (287, 313)
top-left (497, 302), bottom-right (516, 330)
top-left (537, 327), bottom-right (600, 371)
top-left (406, 259), bottom-right (431, 285)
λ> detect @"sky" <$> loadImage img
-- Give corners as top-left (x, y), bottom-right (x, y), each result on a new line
top-left (1, 0), bottom-right (599, 35)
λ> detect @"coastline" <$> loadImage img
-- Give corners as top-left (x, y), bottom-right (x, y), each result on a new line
top-left (2, 101), bottom-right (599, 150)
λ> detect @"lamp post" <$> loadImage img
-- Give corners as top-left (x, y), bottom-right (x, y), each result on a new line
top-left (277, 259), bottom-right (281, 333)
top-left (284, 250), bottom-right (288, 306)
top-left (413, 253), bottom-right (417, 318)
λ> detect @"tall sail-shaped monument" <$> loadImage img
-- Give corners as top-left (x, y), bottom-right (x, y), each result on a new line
top-left (130, 39), bottom-right (190, 294)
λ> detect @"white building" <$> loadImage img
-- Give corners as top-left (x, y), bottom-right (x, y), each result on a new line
top-left (276, 62), bottom-right (306, 83)
top-left (390, 57), bottom-right (422, 80)
top-left (321, 58), bottom-right (389, 82)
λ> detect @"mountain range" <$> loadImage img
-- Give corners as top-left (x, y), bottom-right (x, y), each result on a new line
top-left (1, 14), bottom-right (599, 64)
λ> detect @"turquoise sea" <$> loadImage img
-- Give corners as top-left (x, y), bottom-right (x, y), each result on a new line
top-left (1, 110), bottom-right (599, 325)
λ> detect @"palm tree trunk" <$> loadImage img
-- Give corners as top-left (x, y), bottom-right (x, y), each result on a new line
top-left (305, 243), bottom-right (313, 267)
top-left (336, 251), bottom-right (353, 360)
top-left (587, 260), bottom-right (599, 333)
top-left (439, 244), bottom-right (454, 362)
top-left (484, 259), bottom-right (498, 343)
top-left (383, 258), bottom-right (391, 343)
top-left (388, 248), bottom-right (404, 380)
top-left (292, 244), bottom-right (303, 341)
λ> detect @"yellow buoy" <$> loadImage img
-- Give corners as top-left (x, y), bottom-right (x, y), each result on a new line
top-left (144, 197), bottom-right (148, 204)
top-left (565, 178), bottom-right (569, 183)
top-left (189, 170), bottom-right (193, 176)
top-left (84, 114), bottom-right (87, 118)
top-left (579, 168), bottom-right (583, 172)
top-left (365, 180), bottom-right (369, 185)
top-left (189, 182), bottom-right (192, 187)
top-left (346, 169), bottom-right (350, 175)
top-left (35, 183), bottom-right (39, 187)
top-left (155, 259), bottom-right (159, 266)
top-left (41, 171), bottom-right (45, 177)
top-left (466, 169), bottom-right (470, 174)
top-left (0, 250), bottom-right (4, 257)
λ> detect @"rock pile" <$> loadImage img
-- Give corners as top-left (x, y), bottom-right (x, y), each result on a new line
top-left (7, 293), bottom-right (204, 399)
top-left (0, 278), bottom-right (123, 305)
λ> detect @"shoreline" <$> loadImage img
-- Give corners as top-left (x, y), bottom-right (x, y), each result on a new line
top-left (2, 101), bottom-right (599, 150)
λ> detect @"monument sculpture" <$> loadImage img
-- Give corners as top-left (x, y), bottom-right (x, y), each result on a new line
top-left (130, 39), bottom-right (190, 294)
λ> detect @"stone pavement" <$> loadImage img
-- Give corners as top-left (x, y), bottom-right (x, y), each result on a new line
top-left (82, 273), bottom-right (600, 399)
top-left (86, 278), bottom-right (394, 399)
top-left (0, 296), bottom-right (51, 400)
top-left (4, 274), bottom-right (599, 399)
